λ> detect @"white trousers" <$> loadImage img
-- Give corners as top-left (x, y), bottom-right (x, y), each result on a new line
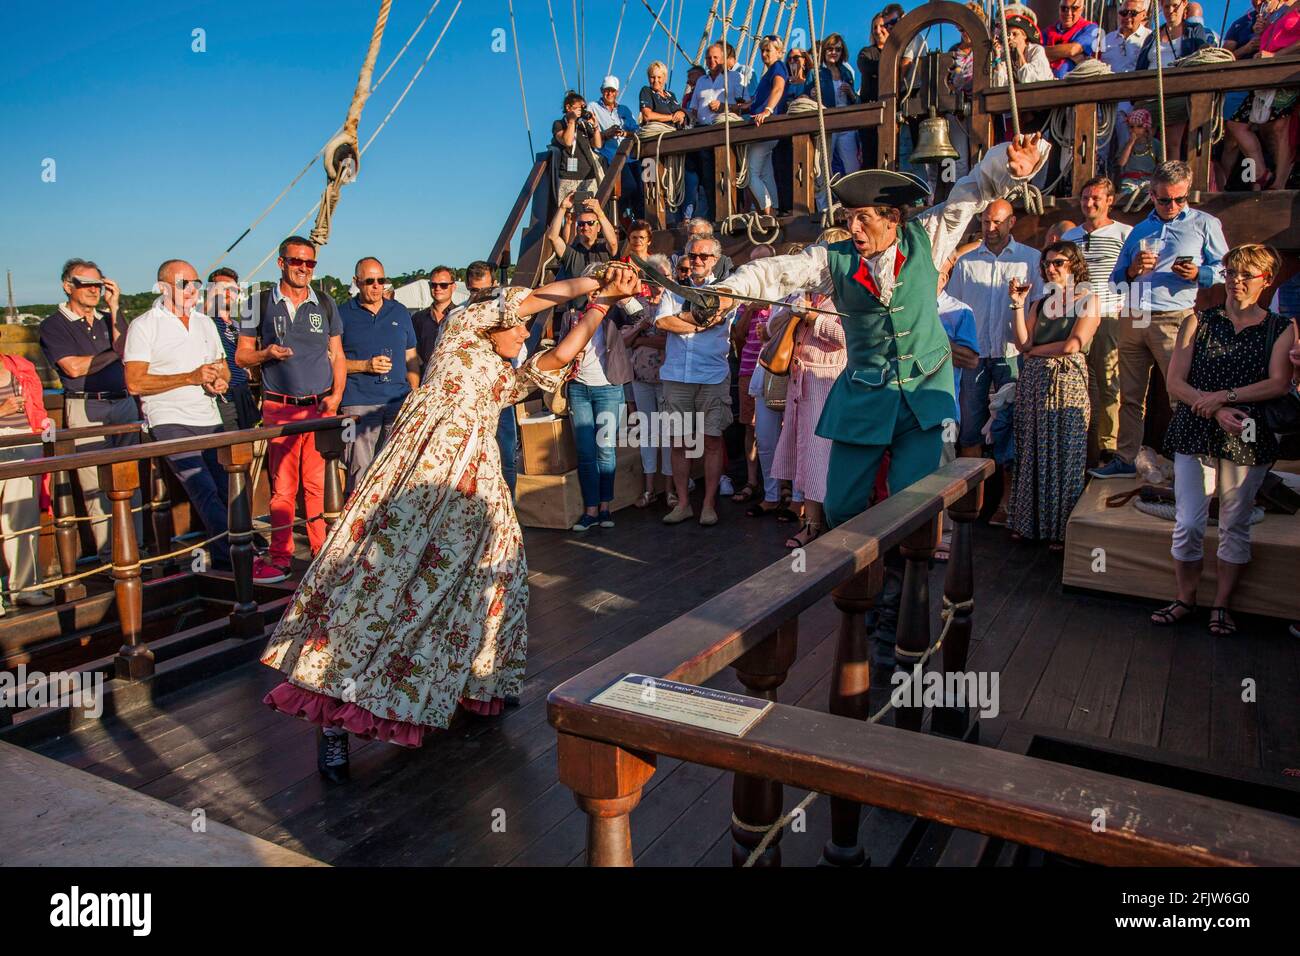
top-left (746, 139), bottom-right (779, 212)
top-left (629, 379), bottom-right (672, 476)
top-left (749, 368), bottom-right (783, 502)
top-left (0, 431), bottom-right (42, 598)
top-left (1171, 453), bottom-right (1271, 565)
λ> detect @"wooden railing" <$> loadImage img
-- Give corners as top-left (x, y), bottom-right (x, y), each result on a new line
top-left (546, 458), bottom-right (1300, 867)
top-left (0, 417), bottom-right (347, 693)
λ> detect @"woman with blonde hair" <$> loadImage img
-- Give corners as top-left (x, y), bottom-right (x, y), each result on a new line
top-left (745, 35), bottom-right (789, 215)
top-left (1154, 243), bottom-right (1296, 634)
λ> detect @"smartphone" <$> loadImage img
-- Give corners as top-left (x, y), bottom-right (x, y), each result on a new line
top-left (1174, 256), bottom-right (1195, 267)
top-left (573, 190), bottom-right (595, 203)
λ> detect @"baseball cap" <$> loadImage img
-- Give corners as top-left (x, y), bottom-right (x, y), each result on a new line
top-left (602, 74), bottom-right (620, 91)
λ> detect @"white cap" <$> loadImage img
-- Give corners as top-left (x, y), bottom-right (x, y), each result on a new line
top-left (601, 74), bottom-right (620, 91)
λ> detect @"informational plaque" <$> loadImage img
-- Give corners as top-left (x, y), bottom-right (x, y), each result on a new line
top-left (590, 674), bottom-right (773, 737)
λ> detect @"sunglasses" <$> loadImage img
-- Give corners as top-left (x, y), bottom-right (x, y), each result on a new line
top-left (1044, 258), bottom-right (1071, 268)
top-left (359, 277), bottom-right (388, 286)
top-left (284, 256), bottom-right (318, 268)
top-left (577, 219), bottom-right (599, 227)
top-left (70, 277), bottom-right (104, 289)
top-left (1153, 194), bottom-right (1189, 206)
top-left (1119, 9), bottom-right (1142, 15)
top-left (430, 280), bottom-right (455, 289)
top-left (172, 278), bottom-right (204, 290)
top-left (686, 252), bottom-right (716, 260)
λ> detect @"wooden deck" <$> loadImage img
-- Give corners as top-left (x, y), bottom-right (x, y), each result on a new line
top-left (28, 497), bottom-right (1300, 866)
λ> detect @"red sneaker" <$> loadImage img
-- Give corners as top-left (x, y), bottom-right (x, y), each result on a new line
top-left (252, 557), bottom-right (290, 584)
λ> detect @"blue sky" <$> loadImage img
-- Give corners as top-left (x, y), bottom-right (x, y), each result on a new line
top-left (3, 0), bottom-right (1252, 303)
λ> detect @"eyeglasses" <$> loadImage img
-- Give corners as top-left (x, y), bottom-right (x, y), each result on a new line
top-left (172, 278), bottom-right (204, 290)
top-left (577, 219), bottom-right (599, 227)
top-left (1044, 258), bottom-right (1071, 268)
top-left (1152, 194), bottom-right (1189, 207)
top-left (685, 252), bottom-right (716, 260)
top-left (359, 277), bottom-right (388, 286)
top-left (1225, 270), bottom-right (1268, 281)
top-left (430, 281), bottom-right (455, 289)
top-left (1119, 9), bottom-right (1141, 16)
top-left (284, 256), bottom-right (318, 269)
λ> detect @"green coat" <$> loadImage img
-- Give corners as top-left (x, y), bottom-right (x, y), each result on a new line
top-left (815, 227), bottom-right (955, 447)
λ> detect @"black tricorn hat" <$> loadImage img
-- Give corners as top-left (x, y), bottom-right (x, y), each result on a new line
top-left (831, 168), bottom-right (930, 210)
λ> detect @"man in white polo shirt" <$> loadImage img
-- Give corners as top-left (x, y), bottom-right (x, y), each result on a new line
top-left (123, 259), bottom-right (231, 567)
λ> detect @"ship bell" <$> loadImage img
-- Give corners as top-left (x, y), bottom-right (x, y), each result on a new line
top-left (911, 107), bottom-right (959, 165)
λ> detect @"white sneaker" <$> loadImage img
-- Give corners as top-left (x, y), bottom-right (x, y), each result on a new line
top-left (719, 475), bottom-right (734, 496)
top-left (16, 590), bottom-right (55, 607)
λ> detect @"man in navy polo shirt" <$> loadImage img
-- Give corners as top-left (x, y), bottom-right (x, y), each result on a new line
top-left (206, 266), bottom-right (259, 431)
top-left (339, 257), bottom-right (418, 494)
top-left (235, 236), bottom-right (346, 583)
top-left (38, 258), bottom-right (142, 560)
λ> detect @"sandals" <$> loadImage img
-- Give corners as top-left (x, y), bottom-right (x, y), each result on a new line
top-left (1151, 599), bottom-right (1195, 626)
top-left (784, 522), bottom-right (825, 549)
top-left (1209, 606), bottom-right (1238, 637)
top-left (746, 501), bottom-right (781, 518)
top-left (634, 490), bottom-right (661, 509)
top-left (731, 483), bottom-right (759, 503)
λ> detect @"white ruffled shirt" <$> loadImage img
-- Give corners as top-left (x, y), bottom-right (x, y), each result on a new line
top-left (714, 140), bottom-right (1051, 308)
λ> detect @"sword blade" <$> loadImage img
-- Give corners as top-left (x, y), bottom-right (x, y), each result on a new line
top-left (627, 252), bottom-right (848, 318)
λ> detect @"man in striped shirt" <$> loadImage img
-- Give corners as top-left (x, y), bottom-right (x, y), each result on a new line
top-left (1061, 176), bottom-right (1131, 466)
top-left (206, 267), bottom-right (259, 431)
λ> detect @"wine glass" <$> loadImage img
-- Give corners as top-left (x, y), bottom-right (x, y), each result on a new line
top-left (273, 313), bottom-right (288, 346)
top-left (379, 347), bottom-right (394, 383)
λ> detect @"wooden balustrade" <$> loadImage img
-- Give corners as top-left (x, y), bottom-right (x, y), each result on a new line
top-left (0, 416), bottom-right (347, 687)
top-left (547, 458), bottom-right (1300, 867)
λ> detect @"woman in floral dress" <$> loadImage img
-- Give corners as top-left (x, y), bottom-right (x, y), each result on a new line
top-left (261, 264), bottom-right (640, 778)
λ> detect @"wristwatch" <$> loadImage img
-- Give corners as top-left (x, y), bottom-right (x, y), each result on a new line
top-left (1226, 389), bottom-right (1239, 403)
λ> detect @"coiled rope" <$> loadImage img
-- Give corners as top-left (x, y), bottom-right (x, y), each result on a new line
top-left (736, 596), bottom-right (975, 867)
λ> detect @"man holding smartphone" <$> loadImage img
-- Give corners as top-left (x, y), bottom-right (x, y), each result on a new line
top-left (1093, 161), bottom-right (1227, 479)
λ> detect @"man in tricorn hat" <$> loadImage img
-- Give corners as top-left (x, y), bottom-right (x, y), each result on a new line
top-left (708, 134), bottom-right (1049, 528)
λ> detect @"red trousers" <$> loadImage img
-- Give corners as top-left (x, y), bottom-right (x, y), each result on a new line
top-left (263, 400), bottom-right (327, 563)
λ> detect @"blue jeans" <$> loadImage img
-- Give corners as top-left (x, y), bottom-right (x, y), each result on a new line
top-left (150, 422), bottom-right (230, 567)
top-left (957, 356), bottom-right (1019, 449)
top-left (497, 407), bottom-right (518, 495)
top-left (568, 381), bottom-right (624, 508)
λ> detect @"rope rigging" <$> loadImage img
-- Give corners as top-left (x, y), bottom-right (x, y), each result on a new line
top-left (607, 0), bottom-right (628, 77)
top-left (627, 0), bottom-right (676, 97)
top-left (244, 1), bottom-right (463, 282)
top-left (546, 0), bottom-right (569, 90)
top-left (308, 0), bottom-right (393, 249)
top-left (208, 0), bottom-right (443, 272)
top-left (743, 0), bottom-right (774, 87)
top-left (507, 0), bottom-right (535, 158)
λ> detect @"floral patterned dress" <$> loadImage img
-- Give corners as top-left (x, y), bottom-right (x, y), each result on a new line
top-left (261, 287), bottom-right (567, 745)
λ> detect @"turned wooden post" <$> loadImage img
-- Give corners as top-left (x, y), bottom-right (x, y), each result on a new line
top-left (730, 619), bottom-right (798, 867)
top-left (1187, 92), bottom-right (1215, 195)
top-left (558, 733), bottom-right (657, 866)
top-left (314, 421), bottom-right (346, 533)
top-left (714, 144), bottom-right (737, 222)
top-left (822, 562), bottom-right (884, 867)
top-left (146, 453), bottom-right (178, 578)
top-left (932, 484), bottom-right (982, 740)
top-left (44, 435), bottom-right (86, 602)
top-left (792, 133), bottom-right (817, 217)
top-left (893, 516), bottom-right (939, 733)
top-left (101, 461), bottom-right (152, 680)
top-left (219, 441), bottom-right (264, 639)
top-left (1071, 102), bottom-right (1097, 196)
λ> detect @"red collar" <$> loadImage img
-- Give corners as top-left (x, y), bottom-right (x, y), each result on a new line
top-left (852, 247), bottom-right (906, 298)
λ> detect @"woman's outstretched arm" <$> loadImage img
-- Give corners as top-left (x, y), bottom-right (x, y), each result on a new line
top-left (535, 265), bottom-right (641, 371)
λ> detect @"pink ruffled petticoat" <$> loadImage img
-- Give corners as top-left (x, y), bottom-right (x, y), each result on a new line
top-left (263, 682), bottom-right (505, 748)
